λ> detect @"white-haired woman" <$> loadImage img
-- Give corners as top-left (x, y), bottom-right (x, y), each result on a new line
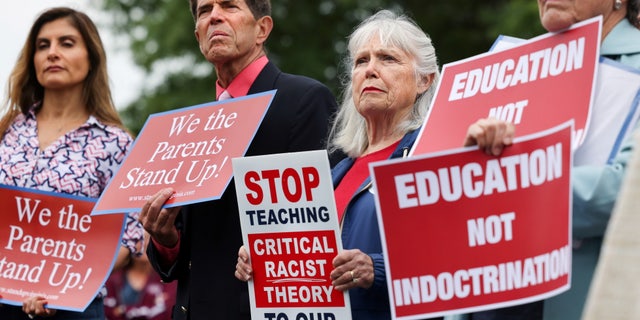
top-left (236, 9), bottom-right (441, 320)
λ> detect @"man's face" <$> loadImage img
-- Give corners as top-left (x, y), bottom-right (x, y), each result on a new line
top-left (193, 0), bottom-right (266, 65)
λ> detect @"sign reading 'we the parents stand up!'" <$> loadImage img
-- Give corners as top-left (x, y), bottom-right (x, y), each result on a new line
top-left (92, 91), bottom-right (275, 215)
top-left (0, 185), bottom-right (125, 311)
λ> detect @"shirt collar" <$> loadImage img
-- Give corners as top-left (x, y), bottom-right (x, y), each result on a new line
top-left (216, 55), bottom-right (269, 100)
top-left (601, 19), bottom-right (640, 56)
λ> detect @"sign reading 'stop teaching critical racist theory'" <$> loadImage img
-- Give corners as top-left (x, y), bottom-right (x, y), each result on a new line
top-left (370, 122), bottom-right (573, 319)
top-left (233, 150), bottom-right (352, 320)
top-left (92, 91), bottom-right (275, 215)
top-left (0, 185), bottom-right (125, 311)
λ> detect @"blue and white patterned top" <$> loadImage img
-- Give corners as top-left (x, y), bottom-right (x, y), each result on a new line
top-left (0, 107), bottom-right (143, 255)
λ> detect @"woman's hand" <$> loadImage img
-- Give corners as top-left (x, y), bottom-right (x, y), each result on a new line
top-left (464, 118), bottom-right (515, 156)
top-left (235, 245), bottom-right (253, 281)
top-left (330, 249), bottom-right (374, 291)
top-left (23, 296), bottom-right (56, 318)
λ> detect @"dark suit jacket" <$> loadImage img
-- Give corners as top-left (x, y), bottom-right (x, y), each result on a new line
top-left (147, 62), bottom-right (338, 320)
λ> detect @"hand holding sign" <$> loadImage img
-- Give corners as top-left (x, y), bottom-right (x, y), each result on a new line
top-left (138, 188), bottom-right (181, 249)
top-left (463, 118), bottom-right (516, 156)
top-left (330, 249), bottom-right (375, 291)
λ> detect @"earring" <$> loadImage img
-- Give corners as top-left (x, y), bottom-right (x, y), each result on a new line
top-left (614, 0), bottom-right (623, 10)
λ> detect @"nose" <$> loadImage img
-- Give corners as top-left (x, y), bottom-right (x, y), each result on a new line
top-left (208, 4), bottom-right (224, 24)
top-left (365, 59), bottom-right (379, 78)
top-left (46, 44), bottom-right (60, 61)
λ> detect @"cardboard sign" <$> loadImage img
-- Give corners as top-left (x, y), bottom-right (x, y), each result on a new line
top-left (490, 34), bottom-right (640, 166)
top-left (370, 122), bottom-right (573, 319)
top-left (92, 91), bottom-right (275, 214)
top-left (0, 185), bottom-right (125, 311)
top-left (411, 17), bottom-right (600, 156)
top-left (233, 150), bottom-right (352, 320)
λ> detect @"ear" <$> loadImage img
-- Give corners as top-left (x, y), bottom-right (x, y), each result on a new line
top-left (256, 16), bottom-right (273, 45)
top-left (417, 73), bottom-right (435, 95)
top-left (194, 28), bottom-right (204, 53)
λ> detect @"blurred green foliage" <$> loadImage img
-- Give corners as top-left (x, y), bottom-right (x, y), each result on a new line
top-left (98, 0), bottom-right (544, 133)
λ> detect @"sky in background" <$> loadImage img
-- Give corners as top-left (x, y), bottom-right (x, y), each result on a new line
top-left (0, 0), bottom-right (144, 108)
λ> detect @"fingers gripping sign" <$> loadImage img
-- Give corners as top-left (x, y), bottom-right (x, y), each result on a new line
top-left (331, 249), bottom-right (374, 291)
top-left (140, 188), bottom-right (180, 248)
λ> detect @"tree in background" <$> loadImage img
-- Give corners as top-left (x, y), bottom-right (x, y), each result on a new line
top-left (99, 0), bottom-right (543, 134)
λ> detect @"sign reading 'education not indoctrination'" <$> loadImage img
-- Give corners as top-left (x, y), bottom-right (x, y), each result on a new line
top-left (411, 17), bottom-right (601, 155)
top-left (371, 122), bottom-right (573, 319)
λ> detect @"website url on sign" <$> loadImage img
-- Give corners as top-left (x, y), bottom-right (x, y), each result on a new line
top-left (128, 190), bottom-right (196, 202)
top-left (6, 288), bottom-right (59, 300)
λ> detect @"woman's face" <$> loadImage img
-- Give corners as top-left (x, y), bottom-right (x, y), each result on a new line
top-left (537, 0), bottom-right (615, 32)
top-left (351, 36), bottom-right (429, 122)
top-left (33, 18), bottom-right (90, 91)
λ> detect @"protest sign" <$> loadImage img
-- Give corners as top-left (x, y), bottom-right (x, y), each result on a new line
top-left (92, 91), bottom-right (275, 214)
top-left (233, 150), bottom-right (351, 320)
top-left (411, 17), bottom-right (600, 156)
top-left (0, 185), bottom-right (125, 311)
top-left (489, 34), bottom-right (640, 166)
top-left (370, 122), bottom-right (573, 319)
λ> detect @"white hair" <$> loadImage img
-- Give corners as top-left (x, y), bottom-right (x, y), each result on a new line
top-left (328, 9), bottom-right (440, 158)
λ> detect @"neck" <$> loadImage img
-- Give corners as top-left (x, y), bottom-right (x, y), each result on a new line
top-left (214, 49), bottom-right (265, 88)
top-left (363, 112), bottom-right (410, 155)
top-left (364, 126), bottom-right (404, 156)
top-left (39, 87), bottom-right (88, 120)
top-left (602, 11), bottom-right (626, 39)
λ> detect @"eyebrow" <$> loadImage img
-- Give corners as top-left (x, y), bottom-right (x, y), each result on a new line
top-left (36, 34), bottom-right (79, 42)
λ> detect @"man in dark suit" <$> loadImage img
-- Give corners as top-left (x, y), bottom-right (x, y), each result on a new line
top-left (139, 0), bottom-right (338, 319)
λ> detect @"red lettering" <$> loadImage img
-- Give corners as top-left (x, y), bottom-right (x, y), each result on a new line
top-left (282, 168), bottom-right (302, 202)
top-left (244, 171), bottom-right (263, 205)
top-left (244, 167), bottom-right (322, 205)
top-left (302, 167), bottom-right (319, 201)
top-left (261, 169), bottom-right (281, 203)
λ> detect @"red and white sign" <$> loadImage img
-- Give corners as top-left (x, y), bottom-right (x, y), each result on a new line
top-left (370, 122), bottom-right (573, 319)
top-left (233, 150), bottom-right (351, 320)
top-left (0, 185), bottom-right (125, 311)
top-left (411, 17), bottom-right (600, 156)
top-left (92, 91), bottom-right (275, 214)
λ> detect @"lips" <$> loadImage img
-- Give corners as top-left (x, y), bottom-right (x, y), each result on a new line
top-left (208, 30), bottom-right (229, 41)
top-left (45, 65), bottom-right (63, 72)
top-left (362, 86), bottom-right (384, 93)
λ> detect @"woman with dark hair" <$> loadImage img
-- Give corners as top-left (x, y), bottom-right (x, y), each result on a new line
top-left (0, 7), bottom-right (143, 320)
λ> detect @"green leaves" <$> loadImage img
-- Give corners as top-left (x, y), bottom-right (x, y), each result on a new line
top-left (98, 0), bottom-right (543, 134)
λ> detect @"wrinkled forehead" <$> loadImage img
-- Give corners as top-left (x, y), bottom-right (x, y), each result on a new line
top-left (351, 30), bottom-right (412, 58)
